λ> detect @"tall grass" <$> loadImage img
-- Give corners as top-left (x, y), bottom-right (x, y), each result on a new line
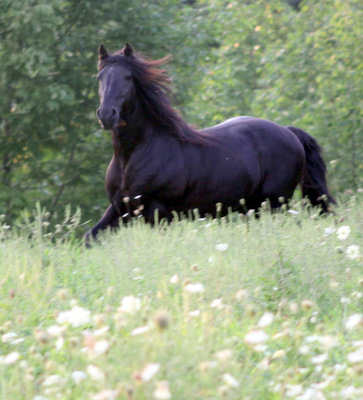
top-left (0, 196), bottom-right (362, 399)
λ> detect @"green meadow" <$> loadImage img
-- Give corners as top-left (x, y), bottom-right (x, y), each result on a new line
top-left (0, 196), bottom-right (362, 400)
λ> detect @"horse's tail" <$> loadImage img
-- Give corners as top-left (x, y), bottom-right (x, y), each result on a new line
top-left (286, 126), bottom-right (336, 211)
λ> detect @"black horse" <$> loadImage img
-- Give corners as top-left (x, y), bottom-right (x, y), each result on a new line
top-left (84, 43), bottom-right (335, 242)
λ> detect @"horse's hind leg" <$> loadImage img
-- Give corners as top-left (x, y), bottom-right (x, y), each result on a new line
top-left (84, 204), bottom-right (121, 245)
top-left (144, 201), bottom-right (173, 225)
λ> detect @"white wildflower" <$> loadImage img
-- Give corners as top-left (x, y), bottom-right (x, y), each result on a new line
top-left (258, 312), bottom-right (274, 328)
top-left (347, 348), bottom-right (363, 364)
top-left (55, 336), bottom-right (65, 351)
top-left (71, 370), bottom-right (87, 384)
top-left (185, 283), bottom-right (204, 293)
top-left (346, 244), bottom-right (361, 260)
top-left (56, 306), bottom-right (91, 327)
top-left (299, 345), bottom-right (310, 355)
top-left (324, 227), bottom-right (335, 235)
top-left (118, 296), bottom-right (141, 314)
top-left (215, 243), bottom-right (228, 251)
top-left (188, 310), bottom-right (200, 317)
top-left (222, 373), bottom-right (240, 388)
top-left (131, 326), bottom-right (151, 336)
top-left (86, 365), bottom-right (105, 381)
top-left (210, 298), bottom-right (223, 309)
top-left (310, 354), bottom-right (328, 364)
top-left (93, 339), bottom-right (110, 356)
top-left (170, 275), bottom-right (179, 284)
top-left (345, 314), bottom-right (362, 330)
top-left (94, 326), bottom-right (110, 337)
top-left (2, 332), bottom-right (18, 343)
top-left (92, 389), bottom-right (120, 400)
top-left (215, 349), bottom-right (233, 361)
top-left (153, 380), bottom-right (171, 400)
top-left (336, 225), bottom-right (351, 240)
top-left (285, 384), bottom-right (303, 397)
top-left (288, 209), bottom-right (299, 215)
top-left (297, 387), bottom-right (326, 400)
top-left (0, 351), bottom-right (20, 365)
top-left (244, 330), bottom-right (269, 345)
top-left (140, 363), bottom-right (160, 382)
top-left (42, 375), bottom-right (63, 386)
top-left (46, 325), bottom-right (66, 337)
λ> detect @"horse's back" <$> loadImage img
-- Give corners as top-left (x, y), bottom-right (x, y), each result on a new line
top-left (198, 117), bottom-right (306, 204)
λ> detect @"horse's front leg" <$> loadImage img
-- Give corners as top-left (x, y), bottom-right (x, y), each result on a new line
top-left (84, 204), bottom-right (121, 245)
top-left (144, 200), bottom-right (173, 225)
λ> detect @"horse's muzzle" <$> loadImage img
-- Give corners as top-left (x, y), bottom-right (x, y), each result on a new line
top-left (97, 107), bottom-right (118, 130)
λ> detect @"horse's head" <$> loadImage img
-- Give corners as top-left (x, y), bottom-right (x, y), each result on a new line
top-left (96, 43), bottom-right (135, 130)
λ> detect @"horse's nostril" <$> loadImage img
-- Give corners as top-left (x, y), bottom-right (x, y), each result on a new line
top-left (97, 108), bottom-right (101, 119)
top-left (111, 108), bottom-right (117, 117)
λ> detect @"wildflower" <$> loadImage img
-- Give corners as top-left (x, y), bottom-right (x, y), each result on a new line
top-left (46, 325), bottom-right (66, 337)
top-left (2, 332), bottom-right (18, 343)
top-left (0, 351), bottom-right (20, 365)
top-left (170, 275), bottom-right (179, 284)
top-left (210, 298), bottom-right (223, 309)
top-left (222, 373), bottom-right (240, 388)
top-left (299, 345), bottom-right (310, 355)
top-left (42, 375), bottom-right (63, 386)
top-left (340, 297), bottom-right (351, 305)
top-left (198, 361), bottom-right (218, 372)
top-left (272, 349), bottom-right (286, 359)
top-left (71, 371), bottom-right (87, 384)
top-left (285, 384), bottom-right (303, 397)
top-left (131, 326), bottom-right (151, 336)
top-left (153, 380), bottom-right (171, 400)
top-left (347, 348), bottom-right (363, 364)
top-left (94, 326), bottom-right (110, 337)
top-left (93, 339), bottom-right (110, 356)
top-left (337, 225), bottom-right (351, 240)
top-left (92, 389), bottom-right (120, 400)
top-left (346, 245), bottom-right (361, 260)
top-left (324, 227), bottom-right (335, 235)
top-left (258, 312), bottom-right (274, 328)
top-left (215, 243), bottom-right (228, 251)
top-left (288, 209), bottom-right (299, 215)
top-left (215, 349), bottom-right (233, 361)
top-left (244, 330), bottom-right (269, 345)
top-left (185, 283), bottom-right (204, 293)
top-left (118, 296), bottom-right (141, 314)
top-left (345, 314), bottom-right (362, 330)
top-left (56, 306), bottom-right (91, 327)
top-left (55, 337), bottom-right (65, 351)
top-left (138, 363), bottom-right (160, 382)
top-left (87, 365), bottom-right (105, 381)
top-left (188, 310), bottom-right (200, 317)
top-left (310, 354), bottom-right (328, 364)
top-left (317, 335), bottom-right (339, 349)
top-left (297, 387), bottom-right (326, 400)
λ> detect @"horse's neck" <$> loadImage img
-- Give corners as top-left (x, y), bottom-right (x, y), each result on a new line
top-left (111, 116), bottom-right (153, 164)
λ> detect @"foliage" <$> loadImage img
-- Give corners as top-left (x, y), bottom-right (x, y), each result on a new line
top-left (0, 198), bottom-right (362, 398)
top-left (0, 0), bottom-right (361, 227)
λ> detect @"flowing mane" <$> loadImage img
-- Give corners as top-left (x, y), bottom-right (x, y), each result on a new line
top-left (98, 49), bottom-right (210, 144)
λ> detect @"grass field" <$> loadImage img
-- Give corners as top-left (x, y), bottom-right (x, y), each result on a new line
top-left (0, 196), bottom-right (362, 400)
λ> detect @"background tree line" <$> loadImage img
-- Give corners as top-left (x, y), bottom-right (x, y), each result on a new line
top-left (0, 0), bottom-right (361, 227)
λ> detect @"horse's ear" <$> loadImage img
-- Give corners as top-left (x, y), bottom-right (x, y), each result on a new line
top-left (98, 44), bottom-right (108, 60)
top-left (123, 43), bottom-right (134, 58)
